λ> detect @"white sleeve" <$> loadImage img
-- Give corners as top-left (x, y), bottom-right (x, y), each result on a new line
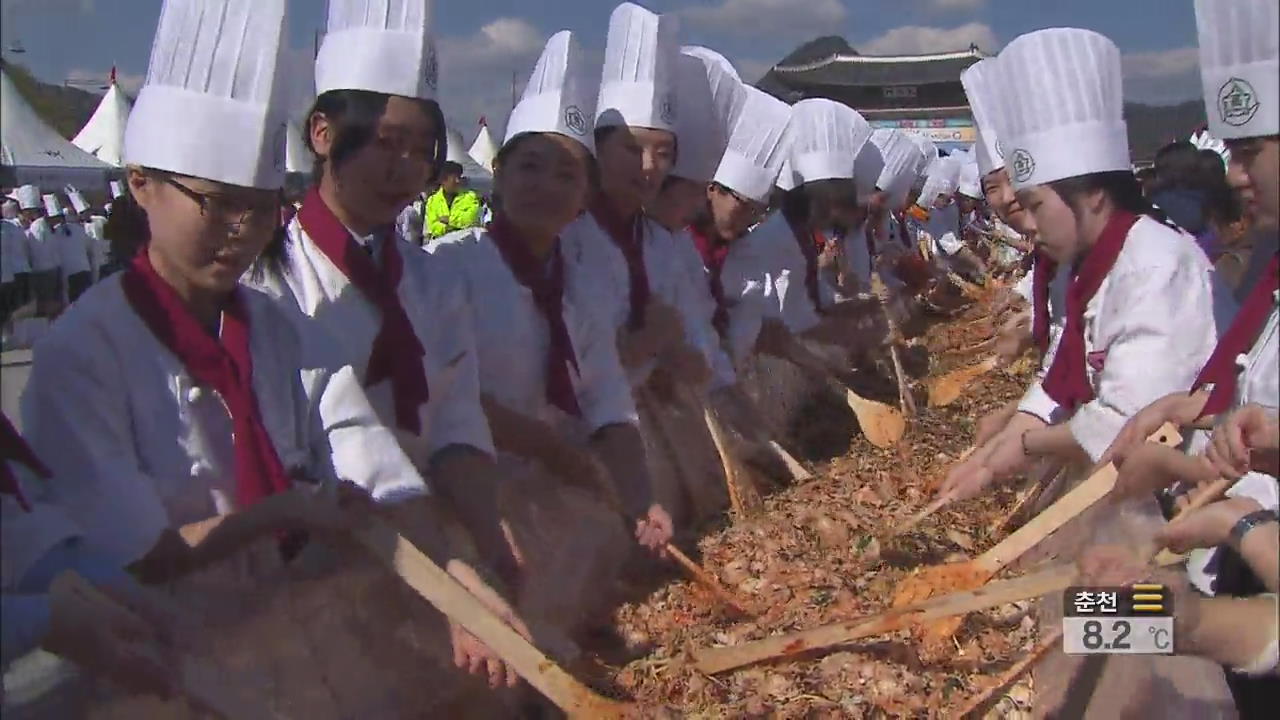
top-left (421, 278), bottom-right (498, 458)
top-left (1069, 262), bottom-right (1220, 462)
top-left (668, 236), bottom-right (731, 378)
top-left (20, 338), bottom-right (170, 566)
top-left (574, 303), bottom-right (640, 432)
top-left (1018, 318), bottom-right (1067, 423)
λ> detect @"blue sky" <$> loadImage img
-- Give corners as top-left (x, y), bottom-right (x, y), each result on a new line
top-left (1, 0), bottom-right (1204, 143)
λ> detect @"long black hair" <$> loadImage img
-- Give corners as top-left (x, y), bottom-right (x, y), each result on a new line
top-left (1048, 170), bottom-right (1173, 228)
top-left (305, 89), bottom-right (448, 185)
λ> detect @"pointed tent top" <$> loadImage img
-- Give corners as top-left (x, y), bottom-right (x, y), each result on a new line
top-left (445, 126), bottom-right (493, 193)
top-left (2, 66), bottom-right (112, 187)
top-left (467, 122), bottom-right (498, 173)
top-left (72, 82), bottom-right (132, 166)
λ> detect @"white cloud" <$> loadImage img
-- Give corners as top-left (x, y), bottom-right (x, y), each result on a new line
top-left (677, 0), bottom-right (847, 41)
top-left (857, 22), bottom-right (998, 55)
top-left (436, 18), bottom-right (548, 139)
top-left (1121, 46), bottom-right (1199, 80)
top-left (439, 17), bottom-right (544, 71)
top-left (1121, 46), bottom-right (1202, 104)
top-left (926, 0), bottom-right (987, 10)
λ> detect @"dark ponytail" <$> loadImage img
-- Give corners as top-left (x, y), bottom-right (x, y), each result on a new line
top-left (305, 90), bottom-right (448, 185)
top-left (1048, 170), bottom-right (1174, 228)
top-left (104, 190), bottom-right (149, 263)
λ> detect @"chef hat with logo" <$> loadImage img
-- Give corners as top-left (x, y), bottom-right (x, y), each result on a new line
top-left (957, 158), bottom-right (982, 199)
top-left (673, 46), bottom-right (747, 183)
top-left (316, 0), bottom-right (438, 101)
top-left (124, 0), bottom-right (290, 190)
top-left (42, 194), bottom-right (63, 217)
top-left (869, 129), bottom-right (923, 210)
top-left (505, 31), bottom-right (598, 155)
top-left (714, 86), bottom-right (793, 204)
top-left (919, 155), bottom-right (961, 203)
top-left (1195, 0), bottom-right (1278, 141)
top-left (961, 59), bottom-right (1007, 176)
top-left (16, 184), bottom-right (42, 210)
top-left (65, 187), bottom-right (91, 215)
top-left (109, 180), bottom-right (125, 199)
top-left (788, 99), bottom-right (872, 187)
top-left (997, 28), bottom-right (1128, 189)
top-left (596, 3), bottom-right (679, 133)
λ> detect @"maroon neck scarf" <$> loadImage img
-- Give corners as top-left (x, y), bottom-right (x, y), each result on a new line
top-left (122, 250), bottom-right (291, 508)
top-left (590, 199), bottom-right (650, 330)
top-left (1, 413), bottom-right (48, 512)
top-left (488, 215), bottom-right (582, 417)
top-left (298, 187), bottom-right (430, 433)
top-left (690, 223), bottom-right (731, 337)
top-left (1042, 210), bottom-right (1140, 410)
top-left (1031, 250), bottom-right (1059, 353)
top-left (1192, 253), bottom-right (1279, 418)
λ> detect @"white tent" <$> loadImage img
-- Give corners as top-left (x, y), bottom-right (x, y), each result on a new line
top-left (446, 127), bottom-right (492, 194)
top-left (1, 67), bottom-right (113, 188)
top-left (467, 122), bottom-right (498, 174)
top-left (72, 81), bottom-right (130, 166)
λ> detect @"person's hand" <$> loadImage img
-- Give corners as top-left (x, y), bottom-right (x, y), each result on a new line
top-left (44, 577), bottom-right (178, 699)
top-left (937, 451), bottom-right (997, 503)
top-left (445, 560), bottom-right (532, 689)
top-left (982, 430), bottom-right (1033, 481)
top-left (974, 402), bottom-right (1018, 447)
top-left (635, 504), bottom-right (674, 554)
top-left (1100, 392), bottom-right (1206, 468)
top-left (1206, 404), bottom-right (1280, 480)
top-left (438, 213), bottom-right (450, 224)
top-left (994, 310), bottom-right (1031, 363)
top-left (1157, 496), bottom-right (1264, 554)
top-left (1112, 442), bottom-right (1216, 501)
top-left (279, 480), bottom-right (373, 534)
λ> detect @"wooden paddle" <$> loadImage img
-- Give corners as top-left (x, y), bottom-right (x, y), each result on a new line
top-left (881, 446), bottom-right (977, 542)
top-left (693, 561), bottom-right (1078, 675)
top-left (926, 355), bottom-right (1002, 407)
top-left (354, 520), bottom-right (635, 718)
top-left (49, 572), bottom-right (280, 720)
top-left (783, 344), bottom-right (906, 449)
top-left (871, 272), bottom-right (917, 417)
top-left (890, 425), bottom-right (1183, 655)
top-left (699, 400), bottom-right (762, 517)
top-left (665, 543), bottom-right (755, 617)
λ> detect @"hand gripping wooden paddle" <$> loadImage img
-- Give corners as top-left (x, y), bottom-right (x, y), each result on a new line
top-left (49, 572), bottom-right (281, 720)
top-left (353, 520), bottom-right (636, 718)
top-left (889, 425), bottom-right (1183, 657)
top-left (926, 355), bottom-right (1001, 408)
top-left (880, 446), bottom-right (977, 542)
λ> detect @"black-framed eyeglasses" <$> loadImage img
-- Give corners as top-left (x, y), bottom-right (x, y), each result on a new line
top-left (161, 175), bottom-right (280, 232)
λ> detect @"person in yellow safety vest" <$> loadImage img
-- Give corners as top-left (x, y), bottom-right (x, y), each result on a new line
top-left (425, 161), bottom-right (482, 239)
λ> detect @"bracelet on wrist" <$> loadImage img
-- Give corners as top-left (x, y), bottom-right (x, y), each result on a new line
top-left (1229, 509), bottom-right (1279, 550)
top-left (1020, 429), bottom-right (1033, 457)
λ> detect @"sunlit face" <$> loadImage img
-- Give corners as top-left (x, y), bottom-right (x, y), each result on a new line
top-left (1226, 137), bottom-right (1279, 231)
top-left (493, 133), bottom-right (591, 240)
top-left (983, 168), bottom-right (1035, 236)
top-left (311, 95), bottom-right (438, 230)
top-left (1017, 185), bottom-right (1082, 265)
top-left (129, 167), bottom-right (279, 294)
top-left (706, 183), bottom-right (765, 241)
top-left (652, 176), bottom-right (708, 229)
top-left (440, 172), bottom-right (463, 194)
top-left (596, 126), bottom-right (676, 214)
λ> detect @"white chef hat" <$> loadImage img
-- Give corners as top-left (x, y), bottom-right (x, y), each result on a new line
top-left (788, 99), bottom-right (872, 187)
top-left (596, 3), bottom-right (680, 133)
top-left (776, 158), bottom-right (800, 192)
top-left (1, 199), bottom-right (16, 219)
top-left (714, 86), bottom-right (793, 204)
top-left (961, 58), bottom-right (1006, 176)
top-left (957, 159), bottom-right (982, 199)
top-left (672, 46), bottom-right (747, 183)
top-left (906, 133), bottom-right (938, 178)
top-left (16, 184), bottom-right (41, 210)
top-left (124, 0), bottom-right (290, 190)
top-left (65, 187), bottom-right (90, 215)
top-left (109, 180), bottom-right (125, 198)
top-left (997, 28), bottom-right (1128, 189)
top-left (505, 31), bottom-right (598, 156)
top-left (869, 129), bottom-right (923, 210)
top-left (920, 155), bottom-right (961, 204)
top-left (42, 194), bottom-right (63, 217)
top-left (316, 0), bottom-right (438, 101)
top-left (1195, 0), bottom-right (1278, 141)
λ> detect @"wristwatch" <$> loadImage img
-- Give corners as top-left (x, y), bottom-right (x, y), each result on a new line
top-left (1229, 508), bottom-right (1279, 549)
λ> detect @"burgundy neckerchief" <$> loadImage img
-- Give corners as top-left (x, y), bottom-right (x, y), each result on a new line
top-left (0, 413), bottom-right (48, 512)
top-left (297, 187), bottom-right (430, 433)
top-left (785, 220), bottom-right (825, 315)
top-left (590, 198), bottom-right (650, 330)
top-left (487, 214), bottom-right (582, 417)
top-left (1042, 210), bottom-right (1140, 410)
top-left (690, 222), bottom-right (732, 337)
top-left (1031, 250), bottom-right (1059, 353)
top-left (1192, 252), bottom-right (1279, 418)
top-left (121, 250), bottom-right (291, 509)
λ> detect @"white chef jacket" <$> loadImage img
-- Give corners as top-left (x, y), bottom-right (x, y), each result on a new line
top-left (1020, 217), bottom-right (1226, 461)
top-left (426, 228), bottom-right (638, 432)
top-left (1, 462), bottom-right (82, 590)
top-left (397, 201), bottom-right (424, 248)
top-left (1, 221), bottom-right (30, 282)
top-left (54, 222), bottom-right (93, 276)
top-left (246, 216), bottom-right (495, 469)
top-left (721, 212), bottom-right (839, 335)
top-left (667, 227), bottom-right (737, 389)
top-left (20, 276), bottom-right (423, 566)
top-left (23, 218), bottom-right (61, 273)
top-left (922, 203), bottom-right (964, 258)
top-left (85, 217), bottom-right (110, 280)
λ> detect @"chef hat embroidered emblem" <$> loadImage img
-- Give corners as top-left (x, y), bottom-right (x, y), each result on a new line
top-left (1195, 0), bottom-right (1277, 140)
top-left (565, 106), bottom-right (588, 136)
top-left (1218, 78), bottom-right (1260, 126)
top-left (1010, 149), bottom-right (1036, 183)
